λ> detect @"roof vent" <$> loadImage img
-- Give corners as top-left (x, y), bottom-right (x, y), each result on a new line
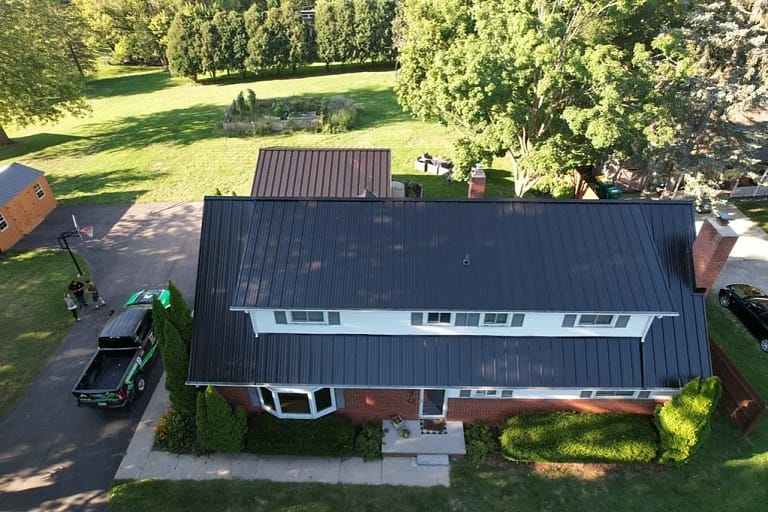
top-left (462, 254), bottom-right (471, 266)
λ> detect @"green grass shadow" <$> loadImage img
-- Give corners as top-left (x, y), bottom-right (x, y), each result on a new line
top-left (0, 133), bottom-right (84, 162)
top-left (87, 70), bottom-right (179, 99)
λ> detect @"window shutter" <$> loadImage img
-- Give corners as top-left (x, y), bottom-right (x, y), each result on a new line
top-left (562, 314), bottom-right (576, 327)
top-left (410, 312), bottom-right (423, 325)
top-left (328, 311), bottom-right (340, 325)
top-left (615, 315), bottom-right (630, 328)
top-left (510, 313), bottom-right (525, 327)
top-left (274, 311), bottom-right (287, 324)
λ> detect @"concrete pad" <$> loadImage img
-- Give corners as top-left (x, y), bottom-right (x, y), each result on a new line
top-left (230, 454), bottom-right (261, 480)
top-left (298, 457), bottom-right (340, 484)
top-left (114, 449), bottom-right (151, 480)
top-left (254, 455), bottom-right (302, 482)
top-left (381, 457), bottom-right (450, 487)
top-left (338, 457), bottom-right (382, 485)
top-left (170, 455), bottom-right (208, 480)
top-left (197, 456), bottom-right (234, 480)
top-left (141, 451), bottom-right (179, 479)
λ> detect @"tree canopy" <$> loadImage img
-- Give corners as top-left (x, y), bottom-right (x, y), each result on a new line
top-left (0, 0), bottom-right (91, 145)
top-left (395, 0), bottom-right (690, 196)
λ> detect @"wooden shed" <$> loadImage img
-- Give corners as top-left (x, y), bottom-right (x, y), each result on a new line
top-left (0, 162), bottom-right (57, 252)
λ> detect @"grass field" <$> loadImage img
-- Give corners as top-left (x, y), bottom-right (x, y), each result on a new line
top-left (0, 66), bottom-right (516, 204)
top-left (0, 249), bottom-right (89, 418)
top-left (109, 295), bottom-right (768, 511)
top-left (736, 200), bottom-right (768, 233)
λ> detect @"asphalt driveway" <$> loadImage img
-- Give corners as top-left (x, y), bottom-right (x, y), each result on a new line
top-left (0, 202), bottom-right (202, 512)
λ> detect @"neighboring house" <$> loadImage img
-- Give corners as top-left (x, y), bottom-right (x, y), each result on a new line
top-left (187, 147), bottom-right (720, 424)
top-left (0, 162), bottom-right (57, 252)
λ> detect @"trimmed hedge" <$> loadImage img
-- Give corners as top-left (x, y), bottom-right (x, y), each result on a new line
top-left (154, 408), bottom-right (206, 455)
top-left (464, 423), bottom-right (500, 467)
top-left (655, 376), bottom-right (722, 466)
top-left (196, 386), bottom-right (247, 453)
top-left (245, 413), bottom-right (355, 456)
top-left (500, 411), bottom-right (658, 463)
top-left (354, 423), bottom-right (385, 461)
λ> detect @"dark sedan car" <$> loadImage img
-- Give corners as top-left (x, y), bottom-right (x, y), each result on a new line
top-left (718, 284), bottom-right (768, 352)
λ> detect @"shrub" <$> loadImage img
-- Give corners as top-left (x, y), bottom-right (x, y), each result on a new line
top-left (154, 408), bottom-right (206, 455)
top-left (323, 95), bottom-right (359, 133)
top-left (500, 411), bottom-right (658, 463)
top-left (354, 423), bottom-right (385, 461)
top-left (196, 386), bottom-right (247, 453)
top-left (245, 413), bottom-right (355, 456)
top-left (655, 376), bottom-right (722, 466)
top-left (162, 321), bottom-right (198, 418)
top-left (464, 423), bottom-right (499, 467)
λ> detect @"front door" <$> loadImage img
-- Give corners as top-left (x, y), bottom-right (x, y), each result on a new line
top-left (420, 389), bottom-right (447, 418)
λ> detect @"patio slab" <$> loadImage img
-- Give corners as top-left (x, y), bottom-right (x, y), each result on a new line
top-left (382, 421), bottom-right (465, 456)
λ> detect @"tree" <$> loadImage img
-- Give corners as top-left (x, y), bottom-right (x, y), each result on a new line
top-left (246, 3), bottom-right (290, 72)
top-left (197, 16), bottom-right (221, 79)
top-left (195, 385), bottom-right (247, 453)
top-left (168, 280), bottom-right (193, 350)
top-left (0, 0), bottom-right (91, 145)
top-left (395, 0), bottom-right (684, 196)
top-left (281, 0), bottom-right (313, 72)
top-left (353, 0), bottom-right (377, 62)
top-left (151, 295), bottom-right (170, 348)
top-left (167, 10), bottom-right (203, 80)
top-left (162, 321), bottom-right (198, 418)
top-left (314, 0), bottom-right (339, 67)
top-left (213, 10), bottom-right (249, 76)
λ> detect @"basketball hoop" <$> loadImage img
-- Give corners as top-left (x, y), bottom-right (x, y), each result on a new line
top-left (79, 226), bottom-right (94, 239)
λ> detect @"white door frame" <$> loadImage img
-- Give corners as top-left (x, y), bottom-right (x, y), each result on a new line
top-left (419, 389), bottom-right (447, 418)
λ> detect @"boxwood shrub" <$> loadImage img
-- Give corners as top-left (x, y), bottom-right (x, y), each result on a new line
top-left (500, 411), bottom-right (658, 463)
top-left (655, 376), bottom-right (722, 466)
top-left (245, 413), bottom-right (355, 456)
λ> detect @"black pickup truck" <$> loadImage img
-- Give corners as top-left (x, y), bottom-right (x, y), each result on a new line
top-left (72, 289), bottom-right (169, 408)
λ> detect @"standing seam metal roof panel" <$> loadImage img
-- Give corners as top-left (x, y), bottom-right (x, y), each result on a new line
top-left (251, 148), bottom-right (391, 198)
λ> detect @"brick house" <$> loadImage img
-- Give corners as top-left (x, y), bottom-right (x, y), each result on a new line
top-left (187, 148), bottom-right (723, 424)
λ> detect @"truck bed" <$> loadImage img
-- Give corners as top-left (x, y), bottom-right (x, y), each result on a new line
top-left (73, 348), bottom-right (137, 393)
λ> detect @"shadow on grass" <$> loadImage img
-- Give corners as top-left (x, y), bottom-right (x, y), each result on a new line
top-left (86, 70), bottom-right (178, 99)
top-left (0, 133), bottom-right (84, 162)
top-left (47, 168), bottom-right (157, 204)
top-left (197, 61), bottom-right (396, 86)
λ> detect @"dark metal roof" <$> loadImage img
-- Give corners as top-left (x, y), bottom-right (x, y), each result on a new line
top-left (99, 307), bottom-right (148, 340)
top-left (194, 334), bottom-right (642, 388)
top-left (189, 197), bottom-right (712, 389)
top-left (231, 198), bottom-right (677, 313)
top-left (251, 148), bottom-right (391, 198)
top-left (0, 162), bottom-right (44, 206)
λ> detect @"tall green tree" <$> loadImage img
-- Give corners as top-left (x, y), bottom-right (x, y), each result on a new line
top-left (353, 0), bottom-right (377, 62)
top-left (168, 280), bottom-right (193, 349)
top-left (281, 0), bottom-right (313, 72)
top-left (213, 10), bottom-right (249, 76)
top-left (314, 0), bottom-right (338, 67)
top-left (162, 321), bottom-right (198, 418)
top-left (196, 385), bottom-right (247, 453)
top-left (167, 10), bottom-right (203, 80)
top-left (246, 3), bottom-right (290, 71)
top-left (197, 16), bottom-right (221, 79)
top-left (395, 0), bottom-right (685, 196)
top-left (0, 0), bottom-right (91, 145)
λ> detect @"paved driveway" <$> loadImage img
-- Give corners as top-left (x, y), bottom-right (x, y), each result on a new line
top-left (0, 202), bottom-right (202, 512)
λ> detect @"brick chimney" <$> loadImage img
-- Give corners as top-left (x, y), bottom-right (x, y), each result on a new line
top-left (692, 216), bottom-right (738, 295)
top-left (468, 164), bottom-right (486, 198)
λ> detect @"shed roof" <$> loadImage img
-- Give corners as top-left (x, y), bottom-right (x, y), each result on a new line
top-left (0, 162), bottom-right (44, 206)
top-left (251, 148), bottom-right (391, 198)
top-left (188, 197), bottom-right (711, 389)
top-left (231, 198), bottom-right (678, 314)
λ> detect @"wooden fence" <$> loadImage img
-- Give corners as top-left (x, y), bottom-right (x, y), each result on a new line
top-left (709, 338), bottom-right (768, 436)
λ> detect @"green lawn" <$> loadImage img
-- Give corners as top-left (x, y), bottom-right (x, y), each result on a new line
top-left (0, 249), bottom-right (89, 418)
top-left (109, 295), bottom-right (768, 511)
top-left (0, 67), bottom-right (515, 204)
top-left (735, 200), bottom-right (768, 233)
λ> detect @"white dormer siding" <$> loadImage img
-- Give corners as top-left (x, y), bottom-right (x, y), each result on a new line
top-left (240, 309), bottom-right (672, 338)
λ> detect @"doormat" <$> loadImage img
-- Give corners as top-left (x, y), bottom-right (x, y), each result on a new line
top-left (420, 419), bottom-right (447, 435)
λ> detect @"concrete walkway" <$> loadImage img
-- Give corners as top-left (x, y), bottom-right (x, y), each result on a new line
top-left (709, 203), bottom-right (768, 293)
top-left (114, 375), bottom-right (450, 487)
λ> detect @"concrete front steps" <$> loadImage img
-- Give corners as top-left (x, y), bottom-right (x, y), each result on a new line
top-left (382, 420), bottom-right (465, 467)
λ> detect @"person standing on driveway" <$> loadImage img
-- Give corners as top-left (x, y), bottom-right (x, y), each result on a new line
top-left (64, 293), bottom-right (80, 321)
top-left (68, 279), bottom-right (87, 309)
top-left (85, 279), bottom-right (106, 308)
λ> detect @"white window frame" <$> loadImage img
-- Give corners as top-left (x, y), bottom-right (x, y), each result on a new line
top-left (483, 313), bottom-right (509, 326)
top-left (577, 314), bottom-right (615, 327)
top-left (258, 386), bottom-right (337, 419)
top-left (33, 183), bottom-right (45, 199)
top-left (0, 214), bottom-right (7, 231)
top-left (454, 312), bottom-right (480, 326)
top-left (426, 312), bottom-right (452, 324)
top-left (289, 310), bottom-right (326, 324)
top-left (457, 389), bottom-right (514, 398)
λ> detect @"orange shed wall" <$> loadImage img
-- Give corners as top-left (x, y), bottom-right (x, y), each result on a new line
top-left (0, 177), bottom-right (56, 252)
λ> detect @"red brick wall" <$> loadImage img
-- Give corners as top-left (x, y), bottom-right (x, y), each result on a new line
top-left (692, 218), bottom-right (738, 295)
top-left (215, 386), bottom-right (263, 413)
top-left (337, 389), bottom-right (420, 424)
top-left (446, 398), bottom-right (660, 423)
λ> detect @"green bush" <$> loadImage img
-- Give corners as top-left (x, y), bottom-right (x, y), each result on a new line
top-left (245, 413), bottom-right (355, 456)
top-left (655, 376), bottom-right (722, 466)
top-left (196, 386), bottom-right (247, 453)
top-left (154, 408), bottom-right (206, 455)
top-left (323, 95), bottom-right (359, 133)
top-left (500, 411), bottom-right (658, 463)
top-left (354, 423), bottom-right (385, 461)
top-left (464, 423), bottom-right (500, 467)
